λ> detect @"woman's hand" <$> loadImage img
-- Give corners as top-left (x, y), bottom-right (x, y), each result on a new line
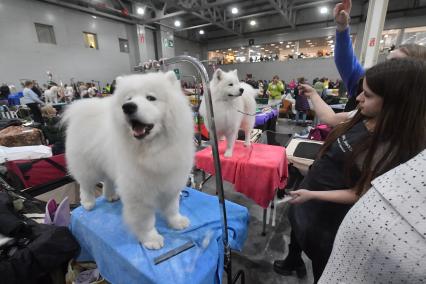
top-left (289, 189), bottom-right (315, 204)
top-left (334, 0), bottom-right (351, 31)
top-left (298, 84), bottom-right (318, 98)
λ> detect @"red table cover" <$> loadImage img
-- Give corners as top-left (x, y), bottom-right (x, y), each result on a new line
top-left (195, 140), bottom-right (288, 208)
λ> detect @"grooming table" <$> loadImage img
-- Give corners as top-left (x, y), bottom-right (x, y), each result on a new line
top-left (70, 188), bottom-right (248, 284)
top-left (255, 107), bottom-right (279, 128)
top-left (195, 140), bottom-right (288, 234)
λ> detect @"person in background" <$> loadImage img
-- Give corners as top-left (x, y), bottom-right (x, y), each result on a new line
top-left (334, 0), bottom-right (426, 112)
top-left (288, 79), bottom-right (297, 90)
top-left (294, 77), bottom-right (310, 126)
top-left (267, 75), bottom-right (285, 107)
top-left (110, 80), bottom-right (116, 95)
top-left (31, 80), bottom-right (43, 98)
top-left (314, 78), bottom-right (325, 97)
top-left (105, 83), bottom-right (111, 94)
top-left (21, 80), bottom-right (45, 123)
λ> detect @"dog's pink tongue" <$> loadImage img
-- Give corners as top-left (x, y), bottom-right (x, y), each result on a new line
top-left (133, 126), bottom-right (146, 136)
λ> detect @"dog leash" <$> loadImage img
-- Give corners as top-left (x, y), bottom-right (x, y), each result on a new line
top-left (231, 105), bottom-right (256, 116)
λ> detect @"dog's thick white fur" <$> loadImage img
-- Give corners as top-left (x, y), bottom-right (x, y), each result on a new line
top-left (63, 71), bottom-right (194, 249)
top-left (44, 86), bottom-right (59, 104)
top-left (200, 69), bottom-right (256, 157)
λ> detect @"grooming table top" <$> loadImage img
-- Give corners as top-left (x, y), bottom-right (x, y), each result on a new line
top-left (70, 188), bottom-right (248, 284)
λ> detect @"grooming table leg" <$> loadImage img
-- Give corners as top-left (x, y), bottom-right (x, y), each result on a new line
top-left (262, 208), bottom-right (267, 236)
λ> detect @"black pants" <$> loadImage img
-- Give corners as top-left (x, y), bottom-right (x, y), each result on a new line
top-left (288, 228), bottom-right (330, 283)
top-left (26, 103), bottom-right (44, 124)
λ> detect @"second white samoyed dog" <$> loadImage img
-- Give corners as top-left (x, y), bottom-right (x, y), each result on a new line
top-left (200, 69), bottom-right (256, 157)
top-left (63, 71), bottom-right (194, 249)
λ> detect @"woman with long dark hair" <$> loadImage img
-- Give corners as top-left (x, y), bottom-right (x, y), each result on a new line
top-left (273, 58), bottom-right (426, 282)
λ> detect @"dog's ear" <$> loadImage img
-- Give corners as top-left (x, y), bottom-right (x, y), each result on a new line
top-left (115, 76), bottom-right (124, 87)
top-left (233, 69), bottom-right (238, 75)
top-left (214, 68), bottom-right (223, 81)
top-left (165, 71), bottom-right (178, 83)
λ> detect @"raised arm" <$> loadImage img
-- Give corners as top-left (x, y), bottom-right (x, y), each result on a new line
top-left (334, 0), bottom-right (365, 98)
top-left (299, 84), bottom-right (350, 127)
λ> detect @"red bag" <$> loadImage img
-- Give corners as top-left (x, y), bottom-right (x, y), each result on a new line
top-left (6, 154), bottom-right (67, 189)
top-left (308, 124), bottom-right (331, 141)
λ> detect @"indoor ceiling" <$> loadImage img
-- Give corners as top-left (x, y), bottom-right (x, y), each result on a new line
top-left (36, 0), bottom-right (426, 41)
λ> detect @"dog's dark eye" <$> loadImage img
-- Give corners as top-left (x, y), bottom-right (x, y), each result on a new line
top-left (146, 95), bottom-right (156, 101)
top-left (228, 83), bottom-right (233, 86)
top-left (127, 97), bottom-right (132, 101)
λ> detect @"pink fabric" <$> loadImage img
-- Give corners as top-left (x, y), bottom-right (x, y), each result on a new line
top-left (195, 141), bottom-right (288, 208)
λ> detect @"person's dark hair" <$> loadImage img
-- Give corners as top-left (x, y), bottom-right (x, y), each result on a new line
top-left (398, 44), bottom-right (426, 61)
top-left (273, 75), bottom-right (279, 80)
top-left (24, 80), bottom-right (33, 87)
top-left (319, 58), bottom-right (426, 195)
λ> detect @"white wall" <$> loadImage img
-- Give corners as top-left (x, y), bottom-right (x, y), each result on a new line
top-left (213, 57), bottom-right (340, 84)
top-left (0, 0), bottom-right (134, 88)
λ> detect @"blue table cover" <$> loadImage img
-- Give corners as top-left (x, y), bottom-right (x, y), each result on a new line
top-left (70, 188), bottom-right (249, 284)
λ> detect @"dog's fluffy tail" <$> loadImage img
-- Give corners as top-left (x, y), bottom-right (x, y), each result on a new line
top-left (60, 98), bottom-right (104, 128)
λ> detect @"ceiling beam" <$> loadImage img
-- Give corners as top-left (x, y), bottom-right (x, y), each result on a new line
top-left (175, 0), bottom-right (242, 35)
top-left (266, 0), bottom-right (295, 28)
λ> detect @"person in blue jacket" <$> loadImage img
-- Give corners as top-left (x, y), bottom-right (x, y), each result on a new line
top-left (334, 0), bottom-right (426, 112)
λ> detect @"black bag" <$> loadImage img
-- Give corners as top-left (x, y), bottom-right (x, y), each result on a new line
top-left (0, 192), bottom-right (80, 284)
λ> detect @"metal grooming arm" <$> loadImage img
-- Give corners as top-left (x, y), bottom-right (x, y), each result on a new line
top-left (134, 56), bottom-right (245, 284)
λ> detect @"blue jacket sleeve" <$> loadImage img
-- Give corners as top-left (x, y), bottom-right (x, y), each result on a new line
top-left (334, 28), bottom-right (365, 98)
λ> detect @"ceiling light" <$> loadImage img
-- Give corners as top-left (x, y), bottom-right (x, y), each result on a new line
top-left (241, 46), bottom-right (245, 49)
top-left (306, 40), bottom-right (311, 42)
top-left (331, 45), bottom-right (335, 48)
top-left (265, 49), bottom-right (269, 51)
top-left (231, 7), bottom-right (238, 14)
top-left (286, 45), bottom-right (290, 48)
top-left (384, 34), bottom-right (389, 38)
top-left (380, 40), bottom-right (384, 43)
top-left (271, 43), bottom-right (275, 46)
top-left (279, 41), bottom-right (283, 44)
top-left (261, 47), bottom-right (264, 49)
top-left (174, 20), bottom-right (181, 27)
top-left (255, 45), bottom-right (260, 47)
top-left (92, 15), bottom-right (97, 19)
top-left (328, 40), bottom-right (334, 43)
top-left (319, 7), bottom-right (328, 14)
top-left (327, 35), bottom-right (332, 39)
top-left (215, 50), bottom-right (219, 52)
top-left (199, 29), bottom-right (205, 35)
top-left (228, 48), bottom-right (232, 51)
top-left (136, 7), bottom-right (145, 15)
top-left (249, 20), bottom-right (256, 26)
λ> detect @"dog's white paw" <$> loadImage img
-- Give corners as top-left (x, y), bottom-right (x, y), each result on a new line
top-left (141, 231), bottom-right (164, 250)
top-left (105, 193), bottom-right (120, 202)
top-left (168, 214), bottom-right (190, 230)
top-left (81, 200), bottom-right (95, 211)
top-left (224, 149), bottom-right (233, 157)
top-left (244, 141), bottom-right (251, 147)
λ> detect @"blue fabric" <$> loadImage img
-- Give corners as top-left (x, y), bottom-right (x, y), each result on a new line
top-left (334, 28), bottom-right (365, 98)
top-left (7, 92), bottom-right (23, 106)
top-left (70, 188), bottom-right (249, 284)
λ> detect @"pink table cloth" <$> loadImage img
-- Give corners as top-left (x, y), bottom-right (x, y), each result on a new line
top-left (195, 141), bottom-right (288, 208)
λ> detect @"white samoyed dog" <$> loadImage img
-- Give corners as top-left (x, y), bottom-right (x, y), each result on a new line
top-left (44, 86), bottom-right (59, 104)
top-left (63, 71), bottom-right (195, 249)
top-left (200, 69), bottom-right (256, 157)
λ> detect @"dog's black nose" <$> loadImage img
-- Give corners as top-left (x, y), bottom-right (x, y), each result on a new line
top-left (239, 88), bottom-right (244, 94)
top-left (122, 102), bottom-right (137, 115)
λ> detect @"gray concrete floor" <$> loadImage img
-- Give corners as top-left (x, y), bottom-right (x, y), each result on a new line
top-left (196, 118), bottom-right (315, 284)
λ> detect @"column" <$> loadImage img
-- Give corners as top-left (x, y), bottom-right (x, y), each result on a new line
top-left (359, 0), bottom-right (389, 68)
